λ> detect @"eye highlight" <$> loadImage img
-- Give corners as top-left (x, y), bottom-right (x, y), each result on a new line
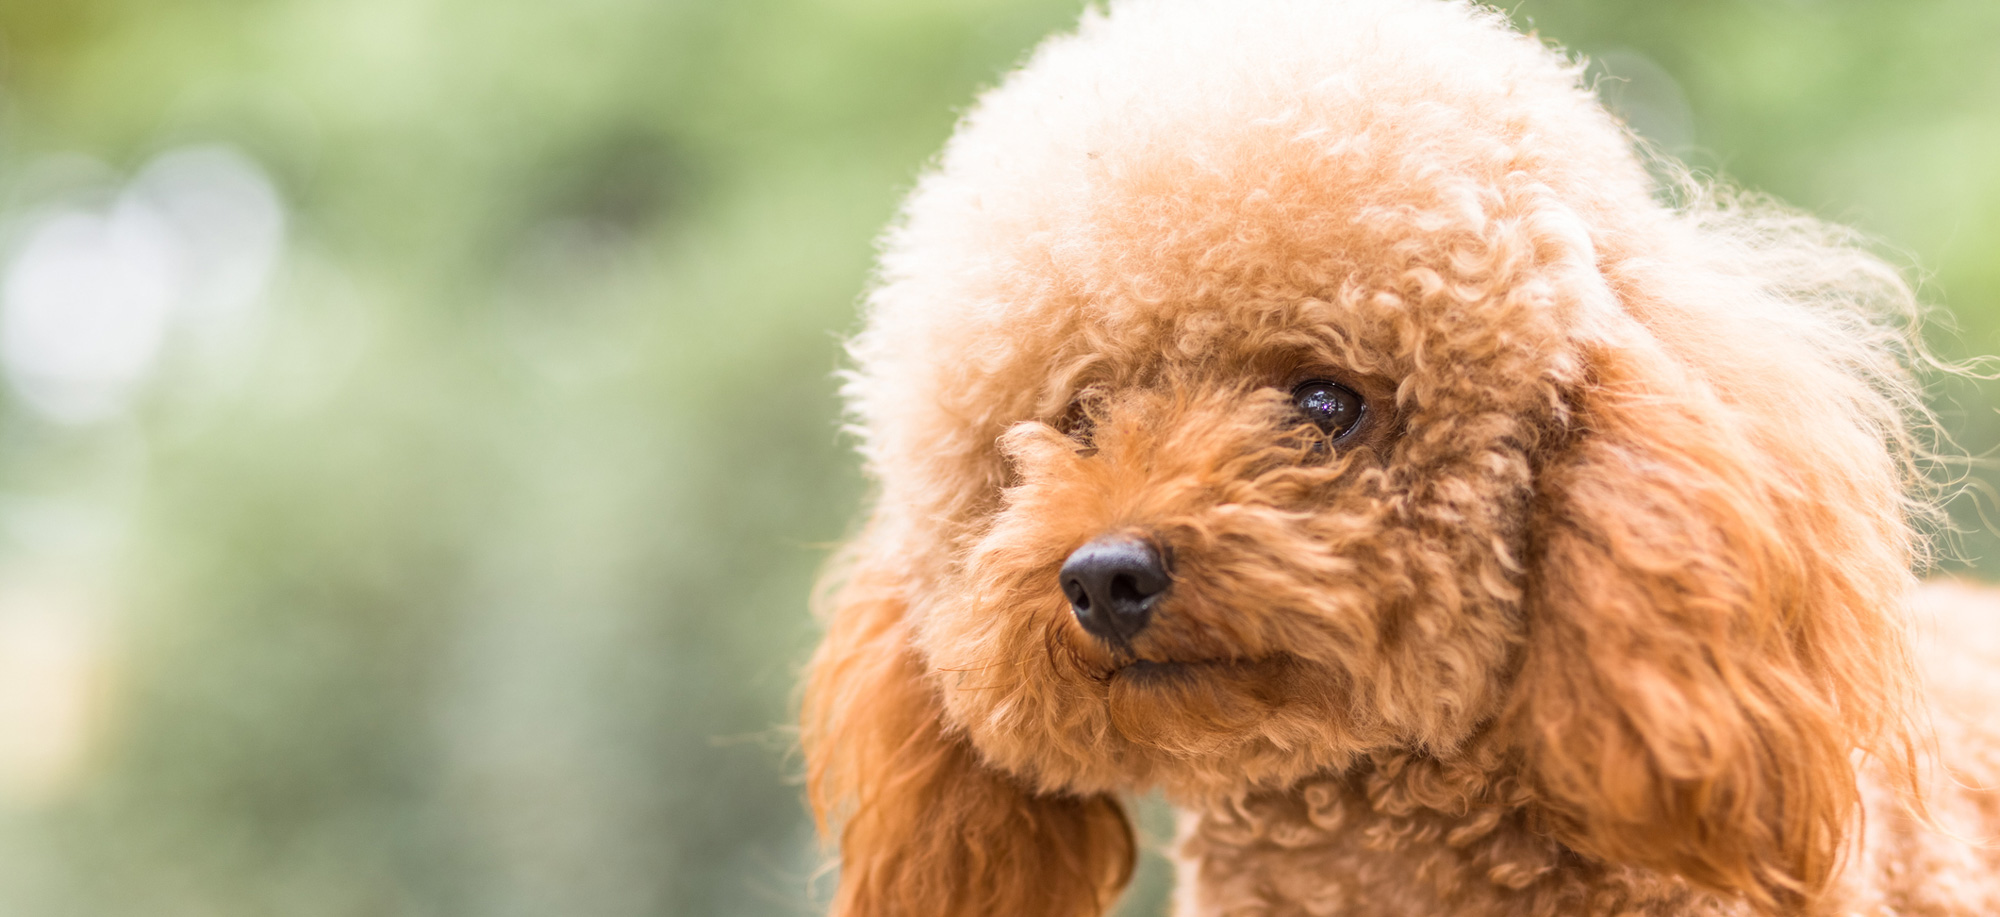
top-left (1291, 379), bottom-right (1364, 440)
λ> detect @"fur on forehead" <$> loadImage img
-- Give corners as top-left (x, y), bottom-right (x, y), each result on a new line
top-left (846, 0), bottom-right (1652, 549)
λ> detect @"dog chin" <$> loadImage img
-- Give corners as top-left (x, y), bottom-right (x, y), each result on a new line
top-left (1104, 654), bottom-right (1294, 731)
top-left (1091, 655), bottom-right (1355, 786)
top-left (948, 648), bottom-right (1369, 799)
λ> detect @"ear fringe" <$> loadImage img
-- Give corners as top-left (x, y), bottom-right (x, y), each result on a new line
top-left (801, 544), bottom-right (1135, 917)
top-left (1511, 328), bottom-right (1924, 913)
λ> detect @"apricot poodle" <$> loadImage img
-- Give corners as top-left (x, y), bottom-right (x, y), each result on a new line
top-left (801, 1), bottom-right (2000, 914)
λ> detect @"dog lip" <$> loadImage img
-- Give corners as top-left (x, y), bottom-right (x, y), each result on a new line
top-left (1114, 657), bottom-right (1270, 682)
top-left (1117, 659), bottom-right (1193, 681)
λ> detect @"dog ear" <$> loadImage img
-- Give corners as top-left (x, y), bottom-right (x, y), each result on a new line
top-left (801, 543), bottom-right (1135, 917)
top-left (1508, 329), bottom-right (1919, 912)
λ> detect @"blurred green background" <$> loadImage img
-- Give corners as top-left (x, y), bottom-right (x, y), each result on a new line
top-left (0, 1), bottom-right (1992, 914)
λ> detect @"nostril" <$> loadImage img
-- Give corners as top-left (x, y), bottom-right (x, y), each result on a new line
top-left (1063, 576), bottom-right (1091, 611)
top-left (1109, 573), bottom-right (1144, 606)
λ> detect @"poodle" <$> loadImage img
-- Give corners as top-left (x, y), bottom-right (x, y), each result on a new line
top-left (799, 1), bottom-right (2000, 914)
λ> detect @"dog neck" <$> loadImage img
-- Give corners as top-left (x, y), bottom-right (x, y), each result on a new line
top-left (1169, 751), bottom-right (1740, 916)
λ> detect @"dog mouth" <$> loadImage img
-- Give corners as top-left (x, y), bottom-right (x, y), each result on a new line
top-left (1111, 655), bottom-right (1288, 684)
top-left (1102, 654), bottom-right (1306, 746)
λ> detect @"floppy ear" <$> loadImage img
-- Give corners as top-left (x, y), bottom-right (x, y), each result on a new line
top-left (800, 541), bottom-right (1135, 917)
top-left (1508, 329), bottom-right (1919, 912)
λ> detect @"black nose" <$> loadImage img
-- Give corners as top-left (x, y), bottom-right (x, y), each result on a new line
top-left (1060, 536), bottom-right (1169, 644)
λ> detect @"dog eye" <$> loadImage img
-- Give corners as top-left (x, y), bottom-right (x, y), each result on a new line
top-left (1058, 399), bottom-right (1096, 451)
top-left (1291, 380), bottom-right (1364, 439)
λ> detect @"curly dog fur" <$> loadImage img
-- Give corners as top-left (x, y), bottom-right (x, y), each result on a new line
top-left (800, 1), bottom-right (2000, 914)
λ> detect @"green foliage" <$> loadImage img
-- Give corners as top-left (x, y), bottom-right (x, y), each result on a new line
top-left (0, 1), bottom-right (1991, 915)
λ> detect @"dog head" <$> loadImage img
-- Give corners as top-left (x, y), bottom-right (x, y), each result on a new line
top-left (803, 2), bottom-right (1930, 914)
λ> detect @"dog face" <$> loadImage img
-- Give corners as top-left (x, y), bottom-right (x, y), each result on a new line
top-left (848, 0), bottom-right (1635, 799)
top-left (804, 2), bottom-right (1929, 914)
top-left (908, 220), bottom-right (1585, 797)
